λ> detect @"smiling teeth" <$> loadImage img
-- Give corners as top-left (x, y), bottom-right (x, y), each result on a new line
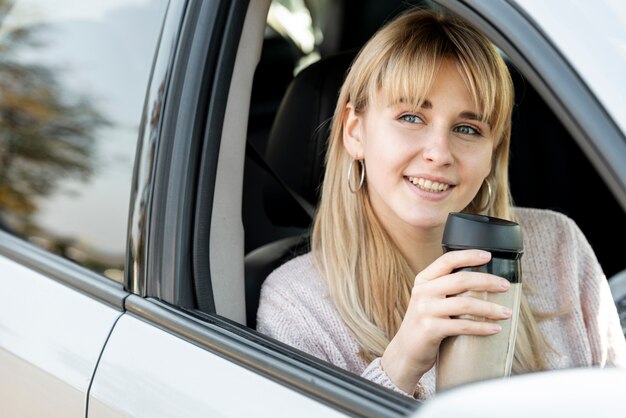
top-left (408, 176), bottom-right (450, 192)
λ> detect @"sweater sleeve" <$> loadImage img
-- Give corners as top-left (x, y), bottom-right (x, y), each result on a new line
top-left (256, 275), bottom-right (333, 362)
top-left (362, 358), bottom-right (427, 399)
top-left (567, 216), bottom-right (626, 367)
top-left (258, 291), bottom-right (423, 398)
top-left (256, 260), bottom-right (427, 399)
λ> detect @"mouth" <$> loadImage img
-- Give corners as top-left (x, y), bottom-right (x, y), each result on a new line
top-left (406, 176), bottom-right (453, 193)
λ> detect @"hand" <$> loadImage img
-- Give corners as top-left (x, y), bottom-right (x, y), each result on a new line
top-left (381, 249), bottom-right (513, 394)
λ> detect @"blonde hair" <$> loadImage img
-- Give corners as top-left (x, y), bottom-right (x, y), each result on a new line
top-left (311, 8), bottom-right (552, 372)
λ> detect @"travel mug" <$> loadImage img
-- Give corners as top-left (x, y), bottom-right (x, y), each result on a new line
top-left (435, 212), bottom-right (523, 392)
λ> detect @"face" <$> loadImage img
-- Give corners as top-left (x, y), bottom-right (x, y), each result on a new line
top-left (343, 59), bottom-right (494, 237)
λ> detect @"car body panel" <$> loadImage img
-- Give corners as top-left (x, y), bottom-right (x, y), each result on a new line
top-left (88, 311), bottom-right (346, 418)
top-left (0, 250), bottom-right (122, 417)
top-left (414, 367), bottom-right (626, 417)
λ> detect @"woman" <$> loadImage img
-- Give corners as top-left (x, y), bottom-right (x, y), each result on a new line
top-left (256, 8), bottom-right (626, 399)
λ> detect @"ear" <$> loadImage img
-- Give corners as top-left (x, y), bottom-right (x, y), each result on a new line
top-left (342, 103), bottom-right (364, 159)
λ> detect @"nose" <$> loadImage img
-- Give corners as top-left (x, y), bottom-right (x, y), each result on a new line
top-left (422, 126), bottom-right (453, 166)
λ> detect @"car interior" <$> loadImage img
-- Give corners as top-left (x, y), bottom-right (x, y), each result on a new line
top-left (241, 0), bottom-right (626, 330)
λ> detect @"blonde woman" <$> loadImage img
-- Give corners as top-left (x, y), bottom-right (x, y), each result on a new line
top-left (257, 8), bottom-right (626, 399)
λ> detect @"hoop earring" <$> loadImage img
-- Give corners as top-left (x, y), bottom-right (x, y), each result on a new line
top-left (347, 159), bottom-right (365, 193)
top-left (476, 178), bottom-right (493, 212)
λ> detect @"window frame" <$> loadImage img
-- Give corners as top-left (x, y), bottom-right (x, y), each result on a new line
top-left (0, 229), bottom-right (127, 309)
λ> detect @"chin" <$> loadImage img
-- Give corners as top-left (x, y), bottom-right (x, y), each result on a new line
top-left (403, 213), bottom-right (448, 230)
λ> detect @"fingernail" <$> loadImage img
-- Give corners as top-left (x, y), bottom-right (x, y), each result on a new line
top-left (491, 324), bottom-right (502, 333)
top-left (479, 251), bottom-right (491, 260)
top-left (500, 279), bottom-right (510, 289)
top-left (501, 307), bottom-right (512, 317)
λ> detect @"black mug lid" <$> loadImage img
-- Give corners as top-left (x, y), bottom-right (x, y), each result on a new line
top-left (442, 212), bottom-right (523, 253)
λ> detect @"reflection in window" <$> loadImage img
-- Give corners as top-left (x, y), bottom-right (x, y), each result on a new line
top-left (0, 0), bottom-right (167, 282)
top-left (268, 0), bottom-right (320, 73)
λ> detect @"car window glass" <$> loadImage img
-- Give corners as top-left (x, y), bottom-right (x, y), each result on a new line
top-left (0, 0), bottom-right (167, 282)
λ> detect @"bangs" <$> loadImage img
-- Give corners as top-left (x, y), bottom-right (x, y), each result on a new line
top-left (446, 30), bottom-right (513, 142)
top-left (364, 49), bottom-right (506, 138)
top-left (455, 48), bottom-right (509, 139)
top-left (373, 49), bottom-right (440, 111)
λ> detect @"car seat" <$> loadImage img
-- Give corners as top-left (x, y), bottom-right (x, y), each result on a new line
top-left (244, 50), bottom-right (356, 328)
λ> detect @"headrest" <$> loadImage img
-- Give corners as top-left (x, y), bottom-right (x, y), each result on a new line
top-left (262, 50), bottom-right (357, 227)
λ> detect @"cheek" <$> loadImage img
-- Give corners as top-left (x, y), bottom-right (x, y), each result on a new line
top-left (361, 130), bottom-right (397, 175)
top-left (362, 126), bottom-right (415, 172)
top-left (363, 151), bottom-right (393, 184)
top-left (479, 152), bottom-right (493, 178)
top-left (464, 145), bottom-right (494, 178)
top-left (363, 143), bottom-right (411, 181)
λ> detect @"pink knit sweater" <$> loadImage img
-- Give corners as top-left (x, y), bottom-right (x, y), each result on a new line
top-left (256, 208), bottom-right (626, 399)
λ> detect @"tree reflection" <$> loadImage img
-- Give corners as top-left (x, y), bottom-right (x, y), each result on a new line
top-left (0, 6), bottom-right (106, 227)
top-left (0, 0), bottom-right (11, 25)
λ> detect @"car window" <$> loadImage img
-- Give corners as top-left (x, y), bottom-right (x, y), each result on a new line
top-left (0, 0), bottom-right (167, 282)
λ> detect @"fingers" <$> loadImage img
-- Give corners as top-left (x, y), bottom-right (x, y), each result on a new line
top-left (402, 249), bottom-right (514, 348)
top-left (412, 249), bottom-right (509, 297)
top-left (416, 249), bottom-right (491, 283)
top-left (431, 295), bottom-right (513, 321)
top-left (427, 271), bottom-right (511, 297)
top-left (432, 316), bottom-right (504, 338)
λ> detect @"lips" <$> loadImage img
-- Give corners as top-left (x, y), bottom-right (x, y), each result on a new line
top-left (406, 176), bottom-right (452, 192)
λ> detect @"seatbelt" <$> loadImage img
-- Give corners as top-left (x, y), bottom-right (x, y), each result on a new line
top-left (245, 140), bottom-right (315, 219)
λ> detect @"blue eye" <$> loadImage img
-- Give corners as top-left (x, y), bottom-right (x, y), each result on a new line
top-left (400, 114), bottom-right (423, 124)
top-left (454, 125), bottom-right (480, 135)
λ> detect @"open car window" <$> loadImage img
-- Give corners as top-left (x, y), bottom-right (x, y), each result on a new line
top-left (235, 0), bottom-right (626, 395)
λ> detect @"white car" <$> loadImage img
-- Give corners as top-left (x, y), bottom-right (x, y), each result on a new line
top-left (1, 0), bottom-right (625, 417)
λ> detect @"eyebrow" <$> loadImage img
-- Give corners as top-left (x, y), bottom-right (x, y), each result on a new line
top-left (459, 111), bottom-right (485, 122)
top-left (420, 100), bottom-right (485, 122)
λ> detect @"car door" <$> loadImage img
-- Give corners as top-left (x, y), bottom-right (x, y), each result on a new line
top-left (0, 0), bottom-right (168, 416)
top-left (0, 236), bottom-right (125, 417)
